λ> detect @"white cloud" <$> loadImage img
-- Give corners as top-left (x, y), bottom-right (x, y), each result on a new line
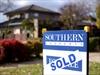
top-left (15, 0), bottom-right (29, 6)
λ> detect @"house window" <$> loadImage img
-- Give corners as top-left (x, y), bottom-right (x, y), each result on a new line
top-left (34, 13), bottom-right (39, 18)
top-left (25, 13), bottom-right (29, 19)
top-left (10, 14), bottom-right (20, 19)
top-left (20, 14), bottom-right (25, 19)
top-left (30, 13), bottom-right (39, 18)
top-left (13, 28), bottom-right (20, 35)
top-left (27, 33), bottom-right (30, 38)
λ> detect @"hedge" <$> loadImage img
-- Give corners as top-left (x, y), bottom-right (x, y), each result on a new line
top-left (26, 39), bottom-right (43, 58)
top-left (89, 37), bottom-right (100, 52)
top-left (0, 39), bottom-right (32, 62)
top-left (0, 46), bottom-right (5, 63)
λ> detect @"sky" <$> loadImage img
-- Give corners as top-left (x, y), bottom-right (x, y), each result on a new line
top-left (15, 0), bottom-right (69, 10)
top-left (0, 0), bottom-right (96, 23)
top-left (0, 0), bottom-right (70, 23)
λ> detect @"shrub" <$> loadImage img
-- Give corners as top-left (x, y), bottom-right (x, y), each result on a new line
top-left (0, 39), bottom-right (32, 62)
top-left (0, 39), bottom-right (12, 62)
top-left (0, 46), bottom-right (5, 63)
top-left (89, 37), bottom-right (100, 52)
top-left (33, 41), bottom-right (42, 57)
top-left (26, 38), bottom-right (43, 58)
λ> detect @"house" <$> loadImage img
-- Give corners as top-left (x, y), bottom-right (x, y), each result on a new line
top-left (0, 4), bottom-right (60, 40)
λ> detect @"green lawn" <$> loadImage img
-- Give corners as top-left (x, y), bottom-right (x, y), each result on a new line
top-left (89, 62), bottom-right (100, 75)
top-left (0, 62), bottom-right (100, 75)
top-left (0, 64), bottom-right (42, 75)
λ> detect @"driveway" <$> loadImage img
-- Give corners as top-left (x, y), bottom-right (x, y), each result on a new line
top-left (89, 52), bottom-right (100, 63)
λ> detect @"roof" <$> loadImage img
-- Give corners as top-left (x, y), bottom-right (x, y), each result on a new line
top-left (0, 18), bottom-right (23, 28)
top-left (4, 4), bottom-right (60, 15)
top-left (0, 21), bottom-right (8, 27)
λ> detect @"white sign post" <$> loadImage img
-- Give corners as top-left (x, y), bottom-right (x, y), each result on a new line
top-left (43, 30), bottom-right (88, 75)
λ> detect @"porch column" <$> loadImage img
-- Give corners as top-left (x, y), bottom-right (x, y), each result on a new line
top-left (34, 13), bottom-right (39, 38)
top-left (13, 28), bottom-right (21, 40)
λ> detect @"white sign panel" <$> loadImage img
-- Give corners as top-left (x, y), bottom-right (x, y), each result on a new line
top-left (43, 30), bottom-right (87, 75)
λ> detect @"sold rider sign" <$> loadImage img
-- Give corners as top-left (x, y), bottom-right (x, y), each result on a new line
top-left (43, 30), bottom-right (87, 75)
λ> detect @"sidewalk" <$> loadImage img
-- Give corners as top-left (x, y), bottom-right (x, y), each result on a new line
top-left (89, 52), bottom-right (100, 63)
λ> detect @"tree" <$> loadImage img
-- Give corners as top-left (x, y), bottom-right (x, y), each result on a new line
top-left (21, 19), bottom-right (34, 31)
top-left (60, 0), bottom-right (93, 29)
top-left (96, 2), bottom-right (100, 29)
top-left (0, 0), bottom-right (14, 12)
top-left (0, 0), bottom-right (15, 38)
top-left (21, 19), bottom-right (35, 38)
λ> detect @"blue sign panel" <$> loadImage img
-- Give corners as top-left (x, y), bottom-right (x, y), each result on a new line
top-left (43, 30), bottom-right (87, 75)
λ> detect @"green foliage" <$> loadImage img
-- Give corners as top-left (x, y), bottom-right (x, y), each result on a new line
top-left (90, 62), bottom-right (100, 75)
top-left (96, 4), bottom-right (100, 18)
top-left (60, 1), bottom-right (92, 29)
top-left (96, 4), bottom-right (100, 29)
top-left (34, 41), bottom-right (42, 57)
top-left (26, 38), bottom-right (43, 58)
top-left (0, 62), bottom-right (100, 75)
top-left (96, 19), bottom-right (100, 29)
top-left (89, 37), bottom-right (100, 52)
top-left (21, 19), bottom-right (34, 31)
top-left (0, 64), bottom-right (42, 75)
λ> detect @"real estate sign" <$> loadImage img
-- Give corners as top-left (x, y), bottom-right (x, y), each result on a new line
top-left (43, 30), bottom-right (87, 75)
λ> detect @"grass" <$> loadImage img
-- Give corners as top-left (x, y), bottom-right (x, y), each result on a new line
top-left (0, 64), bottom-right (42, 75)
top-left (0, 62), bottom-right (100, 75)
top-left (89, 62), bottom-right (100, 75)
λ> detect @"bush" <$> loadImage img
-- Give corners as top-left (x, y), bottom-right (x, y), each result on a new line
top-left (26, 39), bottom-right (43, 58)
top-left (0, 39), bottom-right (32, 62)
top-left (89, 37), bottom-right (100, 52)
top-left (33, 41), bottom-right (42, 57)
top-left (0, 46), bottom-right (5, 62)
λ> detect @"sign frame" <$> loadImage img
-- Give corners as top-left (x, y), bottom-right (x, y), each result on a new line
top-left (43, 30), bottom-right (89, 75)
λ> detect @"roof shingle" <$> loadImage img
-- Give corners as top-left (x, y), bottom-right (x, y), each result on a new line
top-left (4, 4), bottom-right (60, 15)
